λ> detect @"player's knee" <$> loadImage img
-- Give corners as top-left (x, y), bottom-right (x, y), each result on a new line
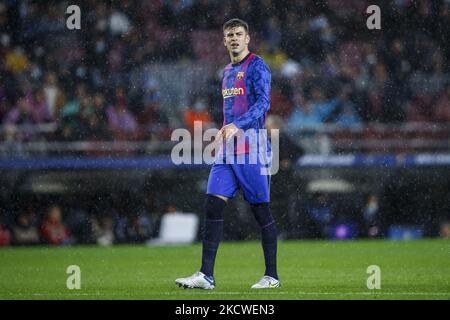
top-left (204, 194), bottom-right (227, 220)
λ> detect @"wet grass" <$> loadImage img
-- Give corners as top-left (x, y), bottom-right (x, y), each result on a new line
top-left (0, 239), bottom-right (449, 299)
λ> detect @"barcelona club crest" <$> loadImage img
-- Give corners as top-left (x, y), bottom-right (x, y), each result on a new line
top-left (236, 71), bottom-right (245, 80)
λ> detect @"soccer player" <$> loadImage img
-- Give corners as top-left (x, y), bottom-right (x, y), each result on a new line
top-left (175, 18), bottom-right (280, 289)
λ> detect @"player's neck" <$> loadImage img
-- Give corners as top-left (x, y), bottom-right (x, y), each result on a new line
top-left (230, 49), bottom-right (250, 65)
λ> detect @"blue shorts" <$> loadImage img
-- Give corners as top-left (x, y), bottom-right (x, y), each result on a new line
top-left (206, 153), bottom-right (271, 204)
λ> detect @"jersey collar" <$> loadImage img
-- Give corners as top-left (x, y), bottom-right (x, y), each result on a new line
top-left (231, 52), bottom-right (252, 67)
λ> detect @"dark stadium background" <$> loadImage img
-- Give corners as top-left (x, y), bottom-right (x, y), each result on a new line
top-left (1, 0), bottom-right (450, 247)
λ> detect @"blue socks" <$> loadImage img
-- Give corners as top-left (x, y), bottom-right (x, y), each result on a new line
top-left (200, 195), bottom-right (226, 277)
top-left (250, 202), bottom-right (279, 280)
top-left (200, 197), bottom-right (278, 281)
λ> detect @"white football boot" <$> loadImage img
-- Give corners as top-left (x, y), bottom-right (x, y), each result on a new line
top-left (175, 271), bottom-right (215, 289)
top-left (251, 275), bottom-right (281, 289)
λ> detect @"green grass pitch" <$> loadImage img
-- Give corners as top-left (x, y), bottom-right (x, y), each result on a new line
top-left (0, 239), bottom-right (449, 300)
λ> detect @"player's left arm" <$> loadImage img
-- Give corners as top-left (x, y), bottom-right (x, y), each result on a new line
top-left (233, 59), bottom-right (271, 130)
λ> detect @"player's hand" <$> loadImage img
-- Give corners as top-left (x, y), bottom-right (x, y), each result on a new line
top-left (218, 123), bottom-right (240, 141)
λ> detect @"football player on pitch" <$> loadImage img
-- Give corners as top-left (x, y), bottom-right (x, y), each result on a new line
top-left (176, 18), bottom-right (280, 289)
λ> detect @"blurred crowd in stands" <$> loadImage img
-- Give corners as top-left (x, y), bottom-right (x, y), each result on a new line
top-left (0, 197), bottom-right (171, 246)
top-left (1, 0), bottom-right (450, 145)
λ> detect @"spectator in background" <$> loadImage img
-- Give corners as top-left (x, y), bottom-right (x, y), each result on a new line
top-left (142, 98), bottom-right (170, 141)
top-left (183, 97), bottom-right (214, 131)
top-left (333, 87), bottom-right (362, 128)
top-left (267, 85), bottom-right (293, 118)
top-left (309, 88), bottom-right (338, 122)
top-left (40, 205), bottom-right (74, 245)
top-left (434, 84), bottom-right (450, 122)
top-left (31, 88), bottom-right (53, 124)
top-left (60, 83), bottom-right (87, 121)
top-left (266, 115), bottom-right (304, 238)
top-left (107, 87), bottom-right (138, 140)
top-left (76, 93), bottom-right (110, 141)
top-left (259, 41), bottom-right (288, 72)
top-left (287, 91), bottom-right (323, 132)
top-left (305, 193), bottom-right (335, 238)
top-left (6, 90), bottom-right (52, 124)
top-left (91, 214), bottom-right (115, 246)
top-left (126, 212), bottom-right (153, 243)
top-left (4, 96), bottom-right (35, 126)
top-left (83, 92), bottom-right (110, 140)
top-left (0, 209), bottom-right (11, 246)
top-left (142, 76), bottom-right (161, 110)
top-left (1, 125), bottom-right (27, 158)
top-left (109, 7), bottom-right (132, 37)
top-left (0, 79), bottom-right (8, 123)
top-left (43, 71), bottom-right (66, 120)
top-left (112, 207), bottom-right (129, 243)
top-left (407, 94), bottom-right (434, 123)
top-left (140, 186), bottom-right (163, 235)
top-left (384, 38), bottom-right (412, 85)
top-left (65, 95), bottom-right (94, 140)
top-left (12, 211), bottom-right (40, 245)
top-left (362, 194), bottom-right (381, 238)
top-left (334, 104), bottom-right (362, 128)
top-left (65, 207), bottom-right (93, 244)
top-left (59, 84), bottom-right (90, 140)
top-left (361, 62), bottom-right (385, 122)
top-left (263, 17), bottom-right (282, 49)
top-left (321, 53), bottom-right (340, 77)
top-left (366, 62), bottom-right (403, 122)
top-left (5, 46), bottom-right (29, 76)
top-left (3, 96), bottom-right (46, 141)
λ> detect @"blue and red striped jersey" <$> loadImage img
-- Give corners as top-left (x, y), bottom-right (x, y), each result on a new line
top-left (221, 53), bottom-right (271, 155)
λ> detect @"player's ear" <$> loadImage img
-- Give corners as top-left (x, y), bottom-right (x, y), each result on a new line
top-left (245, 34), bottom-right (250, 45)
top-left (223, 37), bottom-right (227, 47)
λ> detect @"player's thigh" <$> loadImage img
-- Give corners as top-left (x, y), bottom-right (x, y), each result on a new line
top-left (206, 163), bottom-right (239, 199)
top-left (232, 157), bottom-right (271, 203)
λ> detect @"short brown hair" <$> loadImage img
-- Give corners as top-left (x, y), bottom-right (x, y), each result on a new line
top-left (222, 18), bottom-right (249, 33)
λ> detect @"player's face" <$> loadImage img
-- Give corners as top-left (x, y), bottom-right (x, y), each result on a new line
top-left (223, 26), bottom-right (250, 55)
